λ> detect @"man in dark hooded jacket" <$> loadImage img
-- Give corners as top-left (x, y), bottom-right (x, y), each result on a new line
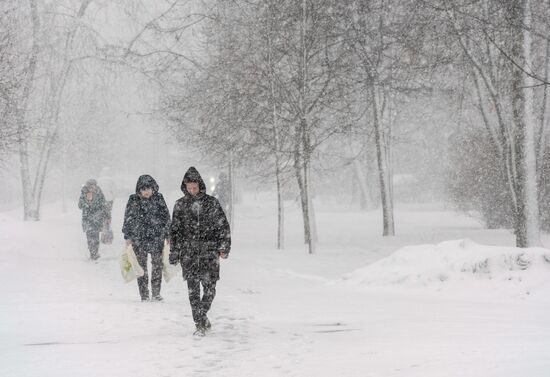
top-left (122, 175), bottom-right (170, 301)
top-left (78, 179), bottom-right (107, 260)
top-left (169, 167), bottom-right (231, 335)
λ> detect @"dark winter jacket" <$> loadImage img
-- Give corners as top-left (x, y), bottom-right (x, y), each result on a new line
top-left (78, 180), bottom-right (107, 233)
top-left (170, 167), bottom-right (231, 281)
top-left (122, 175), bottom-right (171, 252)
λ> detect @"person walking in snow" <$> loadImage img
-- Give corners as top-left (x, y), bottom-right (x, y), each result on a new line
top-left (78, 179), bottom-right (107, 260)
top-left (212, 172), bottom-right (230, 214)
top-left (169, 167), bottom-right (231, 335)
top-left (122, 175), bottom-right (170, 302)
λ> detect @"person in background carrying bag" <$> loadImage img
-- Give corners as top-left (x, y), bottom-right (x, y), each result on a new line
top-left (122, 175), bottom-right (170, 302)
top-left (78, 179), bottom-right (107, 260)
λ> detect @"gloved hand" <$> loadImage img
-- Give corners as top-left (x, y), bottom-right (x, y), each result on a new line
top-left (168, 252), bottom-right (179, 265)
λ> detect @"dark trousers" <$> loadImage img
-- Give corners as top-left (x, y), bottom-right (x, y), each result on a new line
top-left (187, 278), bottom-right (217, 326)
top-left (135, 249), bottom-right (163, 299)
top-left (85, 230), bottom-right (100, 258)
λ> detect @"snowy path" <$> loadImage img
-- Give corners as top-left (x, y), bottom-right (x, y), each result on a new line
top-left (2, 197), bottom-right (550, 377)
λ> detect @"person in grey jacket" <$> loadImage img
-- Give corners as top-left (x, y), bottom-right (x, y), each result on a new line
top-left (122, 175), bottom-right (170, 301)
top-left (78, 179), bottom-right (107, 260)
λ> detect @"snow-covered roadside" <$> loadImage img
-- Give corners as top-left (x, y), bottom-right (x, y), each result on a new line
top-left (1, 197), bottom-right (550, 377)
top-left (346, 239), bottom-right (550, 301)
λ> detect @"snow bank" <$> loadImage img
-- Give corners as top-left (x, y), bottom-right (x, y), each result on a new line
top-left (346, 239), bottom-right (550, 298)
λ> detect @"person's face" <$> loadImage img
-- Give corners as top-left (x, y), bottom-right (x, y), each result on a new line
top-left (186, 182), bottom-right (200, 196)
top-left (140, 187), bottom-right (153, 199)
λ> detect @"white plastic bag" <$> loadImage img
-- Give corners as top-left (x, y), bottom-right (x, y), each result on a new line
top-left (162, 242), bottom-right (179, 283)
top-left (120, 244), bottom-right (144, 283)
top-left (120, 252), bottom-right (136, 283)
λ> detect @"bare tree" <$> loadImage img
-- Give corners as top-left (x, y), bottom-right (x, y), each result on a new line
top-left (337, 0), bottom-right (429, 236)
top-left (439, 0), bottom-right (545, 246)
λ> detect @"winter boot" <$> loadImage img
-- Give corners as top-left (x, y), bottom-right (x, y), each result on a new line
top-left (152, 294), bottom-right (163, 302)
top-left (193, 325), bottom-right (206, 337)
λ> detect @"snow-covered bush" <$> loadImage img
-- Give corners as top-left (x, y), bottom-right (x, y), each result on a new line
top-left (446, 129), bottom-right (515, 229)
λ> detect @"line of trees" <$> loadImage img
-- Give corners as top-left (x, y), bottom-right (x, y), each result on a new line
top-left (135, 0), bottom-right (547, 249)
top-left (1, 0), bottom-right (549, 250)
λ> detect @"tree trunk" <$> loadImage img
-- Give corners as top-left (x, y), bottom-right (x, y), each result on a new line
top-left (304, 146), bottom-right (318, 247)
top-left (273, 113), bottom-right (284, 250)
top-left (294, 118), bottom-right (314, 254)
top-left (537, 38), bottom-right (550, 178)
top-left (18, 0), bottom-right (40, 221)
top-left (275, 157), bottom-right (284, 250)
top-left (511, 0), bottom-right (540, 247)
top-left (267, 11), bottom-right (284, 250)
top-left (368, 81), bottom-right (395, 236)
top-left (271, 94), bottom-right (284, 250)
top-left (295, 0), bottom-right (314, 254)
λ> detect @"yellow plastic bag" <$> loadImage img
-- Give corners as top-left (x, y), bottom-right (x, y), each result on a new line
top-left (120, 244), bottom-right (144, 283)
top-left (162, 242), bottom-right (179, 283)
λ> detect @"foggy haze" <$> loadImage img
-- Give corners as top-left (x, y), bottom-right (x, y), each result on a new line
top-left (1, 1), bottom-right (550, 376)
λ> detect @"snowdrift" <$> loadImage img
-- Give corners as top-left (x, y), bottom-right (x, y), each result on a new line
top-left (347, 239), bottom-right (550, 298)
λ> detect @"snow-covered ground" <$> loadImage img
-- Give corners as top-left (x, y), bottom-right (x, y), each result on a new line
top-left (2, 192), bottom-right (550, 377)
